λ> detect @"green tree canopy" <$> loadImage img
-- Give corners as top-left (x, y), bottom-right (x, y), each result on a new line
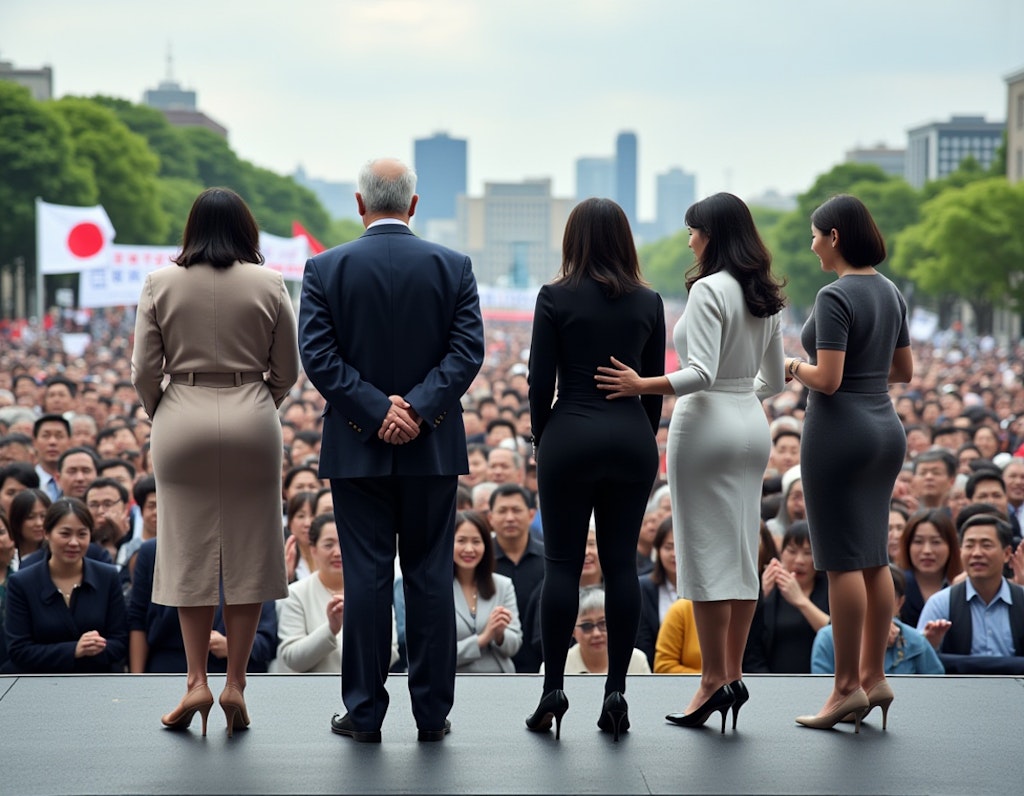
top-left (891, 178), bottom-right (1024, 322)
top-left (0, 82), bottom-right (95, 265)
top-left (89, 96), bottom-right (199, 181)
top-left (638, 230), bottom-right (691, 298)
top-left (52, 97), bottom-right (167, 245)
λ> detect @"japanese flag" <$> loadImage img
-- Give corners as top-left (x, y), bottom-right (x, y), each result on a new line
top-left (36, 198), bottom-right (117, 274)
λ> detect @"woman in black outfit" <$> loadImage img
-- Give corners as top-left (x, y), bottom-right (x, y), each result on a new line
top-left (525, 198), bottom-right (665, 741)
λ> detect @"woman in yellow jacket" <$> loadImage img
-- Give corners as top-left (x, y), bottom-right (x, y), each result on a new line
top-left (654, 598), bottom-right (702, 674)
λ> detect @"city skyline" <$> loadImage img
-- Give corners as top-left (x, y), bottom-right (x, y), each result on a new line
top-left (3, 0), bottom-right (1023, 219)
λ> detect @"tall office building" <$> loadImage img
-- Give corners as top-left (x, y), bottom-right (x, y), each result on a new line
top-left (845, 144), bottom-right (906, 178)
top-left (904, 115), bottom-right (1004, 188)
top-left (655, 167), bottom-right (696, 239)
top-left (1006, 67), bottom-right (1024, 184)
top-left (414, 132), bottom-right (468, 233)
top-left (615, 131), bottom-right (638, 225)
top-left (457, 179), bottom-right (573, 287)
top-left (575, 157), bottom-right (615, 201)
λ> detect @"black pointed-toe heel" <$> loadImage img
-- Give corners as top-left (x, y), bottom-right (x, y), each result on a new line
top-left (729, 679), bottom-right (749, 730)
top-left (666, 684), bottom-right (735, 734)
top-left (597, 691), bottom-right (630, 742)
top-left (525, 690), bottom-right (569, 739)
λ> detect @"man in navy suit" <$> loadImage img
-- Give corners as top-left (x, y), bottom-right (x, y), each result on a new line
top-left (298, 158), bottom-right (484, 743)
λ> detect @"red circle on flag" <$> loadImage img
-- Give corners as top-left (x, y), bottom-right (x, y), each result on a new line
top-left (67, 223), bottom-right (105, 258)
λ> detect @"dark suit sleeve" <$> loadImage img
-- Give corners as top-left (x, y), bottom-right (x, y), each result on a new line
top-left (527, 286), bottom-right (556, 445)
top-left (247, 600), bottom-right (279, 671)
top-left (127, 543), bottom-right (154, 632)
top-left (640, 294), bottom-right (666, 435)
top-left (403, 257), bottom-right (485, 433)
top-left (4, 574), bottom-right (77, 672)
top-left (298, 258), bottom-right (392, 441)
top-left (91, 570), bottom-right (128, 671)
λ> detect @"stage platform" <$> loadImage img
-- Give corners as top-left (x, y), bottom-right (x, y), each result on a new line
top-left (1, 672), bottom-right (1017, 795)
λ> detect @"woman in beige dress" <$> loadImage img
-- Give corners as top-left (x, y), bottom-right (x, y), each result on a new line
top-left (132, 187), bottom-right (299, 737)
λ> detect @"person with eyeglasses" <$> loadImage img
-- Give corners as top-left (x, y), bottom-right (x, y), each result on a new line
top-left (84, 478), bottom-right (132, 566)
top-left (539, 588), bottom-right (650, 683)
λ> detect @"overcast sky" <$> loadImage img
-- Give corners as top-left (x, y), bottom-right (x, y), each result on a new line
top-left (4, 0), bottom-right (1023, 219)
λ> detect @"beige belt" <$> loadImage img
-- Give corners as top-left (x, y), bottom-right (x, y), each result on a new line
top-left (168, 371), bottom-right (264, 387)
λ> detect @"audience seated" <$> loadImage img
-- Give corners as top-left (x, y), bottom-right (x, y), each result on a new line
top-left (636, 517), bottom-right (676, 669)
top-left (812, 564), bottom-right (944, 675)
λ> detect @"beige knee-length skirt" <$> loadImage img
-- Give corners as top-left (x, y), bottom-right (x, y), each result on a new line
top-left (150, 380), bottom-right (288, 607)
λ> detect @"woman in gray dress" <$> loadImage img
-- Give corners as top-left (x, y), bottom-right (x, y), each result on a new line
top-left (132, 188), bottom-right (299, 736)
top-left (785, 195), bottom-right (913, 732)
top-left (597, 193), bottom-right (785, 732)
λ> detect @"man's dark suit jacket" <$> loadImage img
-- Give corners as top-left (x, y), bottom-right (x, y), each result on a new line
top-left (3, 556), bottom-right (128, 673)
top-left (298, 223), bottom-right (484, 478)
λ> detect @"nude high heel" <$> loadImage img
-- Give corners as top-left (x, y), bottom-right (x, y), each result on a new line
top-left (219, 682), bottom-right (251, 738)
top-left (861, 680), bottom-right (895, 730)
top-left (795, 688), bottom-right (870, 733)
top-left (161, 682), bottom-right (214, 736)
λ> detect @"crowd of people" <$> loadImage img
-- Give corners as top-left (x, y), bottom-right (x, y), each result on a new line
top-left (3, 299), bottom-right (1024, 682)
top-left (3, 174), bottom-right (1024, 748)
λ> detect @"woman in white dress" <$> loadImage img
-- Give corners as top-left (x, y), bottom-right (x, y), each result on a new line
top-left (597, 192), bottom-right (785, 732)
top-left (276, 513), bottom-right (398, 673)
top-left (452, 511), bottom-right (522, 673)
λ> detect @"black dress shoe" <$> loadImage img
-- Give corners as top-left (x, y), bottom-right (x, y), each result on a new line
top-left (331, 713), bottom-right (382, 743)
top-left (417, 719), bottom-right (451, 742)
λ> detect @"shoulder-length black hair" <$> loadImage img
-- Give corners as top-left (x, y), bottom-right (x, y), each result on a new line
top-left (454, 510), bottom-right (496, 600)
top-left (810, 194), bottom-right (886, 268)
top-left (649, 516), bottom-right (674, 586)
top-left (173, 187), bottom-right (264, 270)
top-left (555, 197), bottom-right (646, 298)
top-left (684, 192), bottom-right (785, 317)
top-left (8, 488), bottom-right (51, 551)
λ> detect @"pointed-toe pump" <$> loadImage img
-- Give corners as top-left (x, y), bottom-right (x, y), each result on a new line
top-left (161, 682), bottom-right (214, 736)
top-left (666, 684), bottom-right (735, 734)
top-left (219, 682), bottom-right (251, 738)
top-left (525, 690), bottom-right (569, 739)
top-left (596, 691), bottom-right (630, 742)
top-left (728, 679), bottom-right (749, 730)
top-left (796, 688), bottom-right (869, 733)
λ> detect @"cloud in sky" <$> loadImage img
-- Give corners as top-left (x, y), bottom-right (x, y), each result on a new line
top-left (3, 0), bottom-right (1022, 217)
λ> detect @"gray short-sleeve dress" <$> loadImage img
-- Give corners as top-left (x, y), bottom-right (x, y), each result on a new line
top-left (800, 274), bottom-right (910, 572)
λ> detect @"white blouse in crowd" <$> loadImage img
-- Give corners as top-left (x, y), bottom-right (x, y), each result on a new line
top-left (272, 574), bottom-right (399, 673)
top-left (540, 646), bottom-right (651, 675)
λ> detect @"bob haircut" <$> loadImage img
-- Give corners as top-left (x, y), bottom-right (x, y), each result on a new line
top-left (898, 508), bottom-right (963, 582)
top-left (780, 519), bottom-right (812, 552)
top-left (810, 194), bottom-right (886, 268)
top-left (684, 192), bottom-right (785, 318)
top-left (8, 488), bottom-right (51, 550)
top-left (44, 496), bottom-right (95, 535)
top-left (173, 187), bottom-right (264, 270)
top-left (556, 197), bottom-right (645, 298)
top-left (454, 510), bottom-right (496, 600)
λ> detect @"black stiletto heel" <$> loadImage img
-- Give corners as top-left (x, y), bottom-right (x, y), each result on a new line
top-left (597, 691), bottom-right (630, 742)
top-left (525, 690), bottom-right (569, 739)
top-left (729, 679), bottom-right (749, 730)
top-left (666, 684), bottom-right (735, 734)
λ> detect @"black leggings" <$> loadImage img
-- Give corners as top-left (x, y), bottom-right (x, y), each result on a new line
top-left (538, 476), bottom-right (651, 695)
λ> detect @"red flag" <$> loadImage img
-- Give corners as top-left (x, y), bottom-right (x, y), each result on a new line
top-left (292, 221), bottom-right (326, 255)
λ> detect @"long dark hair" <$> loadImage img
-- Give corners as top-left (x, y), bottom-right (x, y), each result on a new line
top-left (556, 197), bottom-right (645, 298)
top-left (173, 187), bottom-right (264, 270)
top-left (898, 508), bottom-right (963, 582)
top-left (684, 193), bottom-right (785, 318)
top-left (454, 510), bottom-right (496, 600)
top-left (810, 194), bottom-right (886, 268)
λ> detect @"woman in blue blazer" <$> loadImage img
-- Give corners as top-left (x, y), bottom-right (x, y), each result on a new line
top-left (3, 497), bottom-right (128, 673)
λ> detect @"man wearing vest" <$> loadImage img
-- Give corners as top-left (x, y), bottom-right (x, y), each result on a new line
top-left (918, 513), bottom-right (1024, 674)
